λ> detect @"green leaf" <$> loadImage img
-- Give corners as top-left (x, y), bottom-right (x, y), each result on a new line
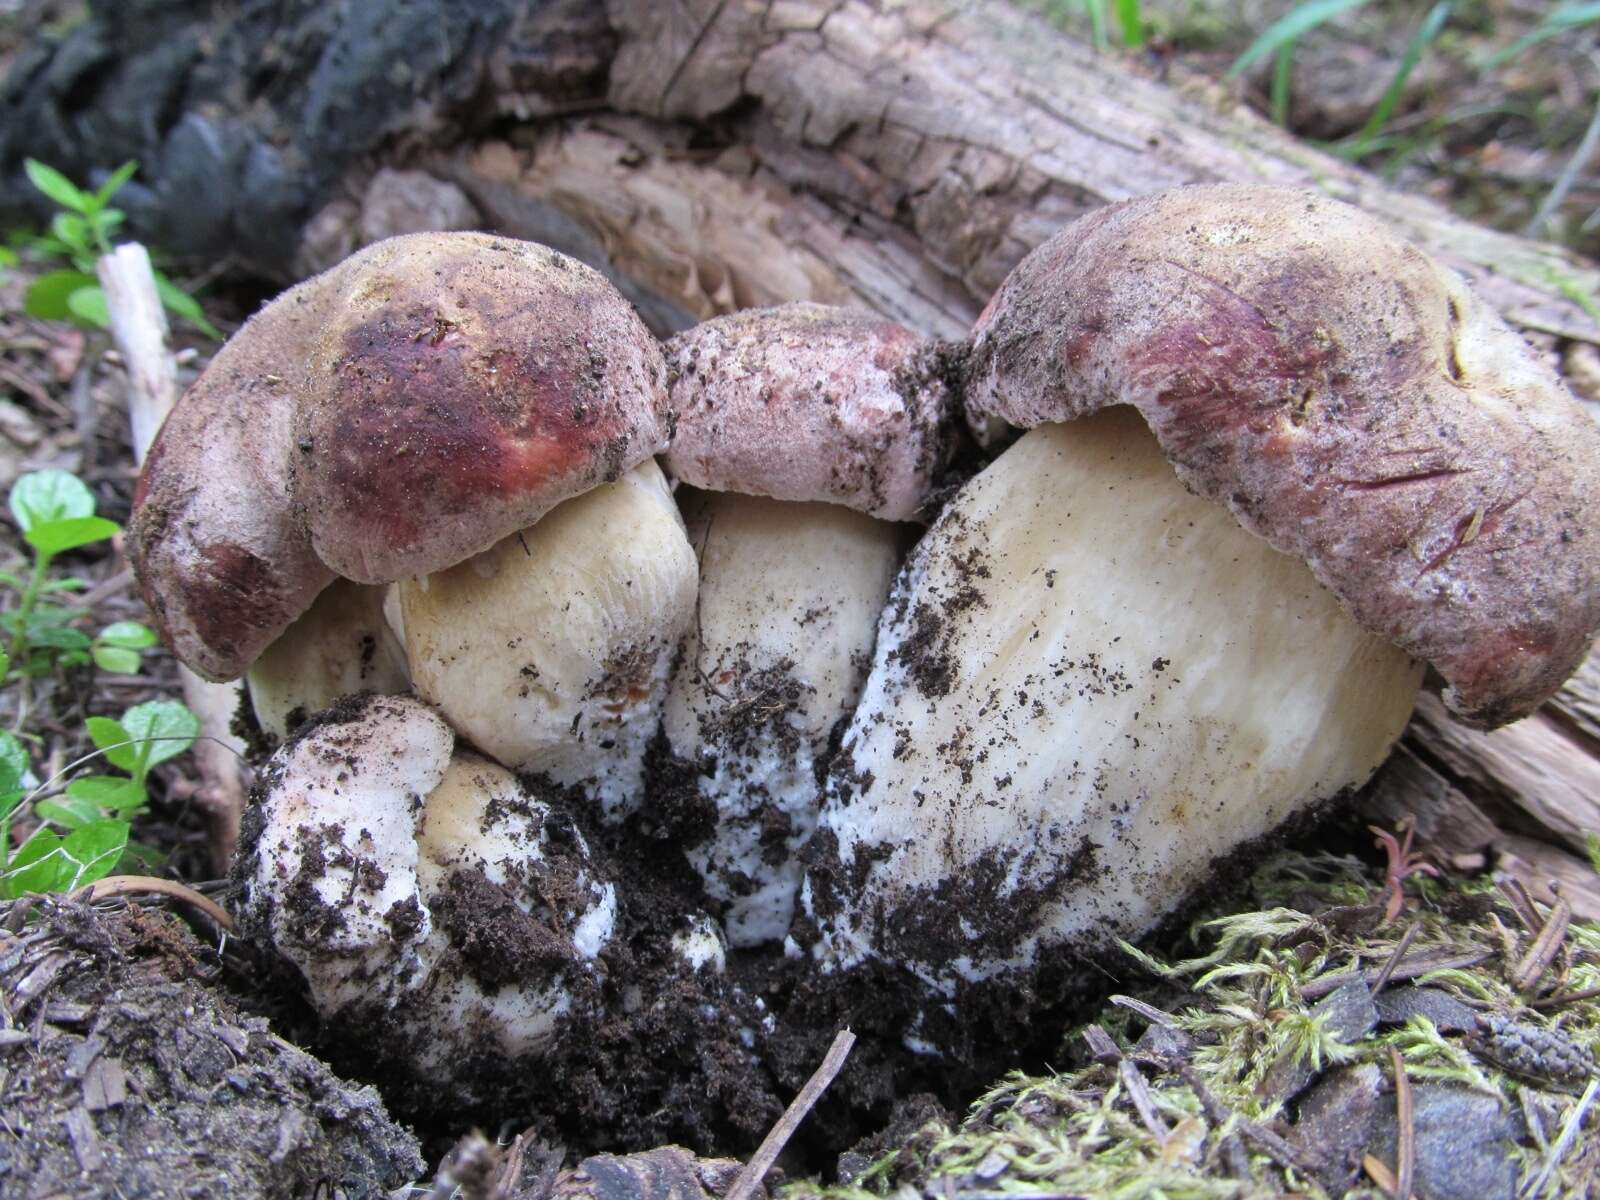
top-left (92, 161), bottom-right (139, 208)
top-left (120, 700), bottom-right (198, 775)
top-left (1115, 0), bottom-right (1144, 48)
top-left (1586, 831), bottom-right (1600, 874)
top-left (2, 830), bottom-right (70, 898)
top-left (0, 645), bottom-right (9, 678)
top-left (66, 285), bottom-right (110, 329)
top-left (61, 820), bottom-right (129, 888)
top-left (0, 731), bottom-right (28, 796)
top-left (1226, 0), bottom-right (1369, 78)
top-left (3, 821), bottom-right (130, 896)
top-left (24, 159), bottom-right (89, 213)
top-left (85, 716), bottom-right (138, 773)
top-left (0, 245), bottom-right (17, 269)
top-left (0, 789), bottom-right (26, 825)
top-left (9, 468), bottom-right (96, 532)
top-left (24, 515), bottom-right (120, 557)
top-left (48, 211), bottom-right (92, 256)
top-left (91, 645), bottom-right (142, 675)
top-left (66, 775), bottom-right (146, 814)
top-left (117, 840), bottom-right (164, 873)
top-left (23, 269), bottom-right (98, 322)
top-left (152, 272), bottom-right (222, 339)
top-left (98, 621), bottom-right (156, 649)
top-left (36, 794), bottom-right (104, 830)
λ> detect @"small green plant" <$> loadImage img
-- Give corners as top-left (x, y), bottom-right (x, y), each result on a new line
top-left (1225, 0), bottom-right (1371, 127)
top-left (14, 159), bottom-right (219, 338)
top-left (2, 468), bottom-right (157, 681)
top-left (0, 692), bottom-right (197, 898)
top-left (1032, 0), bottom-right (1144, 51)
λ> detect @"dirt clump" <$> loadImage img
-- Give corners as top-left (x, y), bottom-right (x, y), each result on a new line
top-left (0, 896), bottom-right (422, 1199)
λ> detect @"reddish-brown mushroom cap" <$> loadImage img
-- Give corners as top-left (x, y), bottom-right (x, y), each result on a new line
top-left (129, 232), bottom-right (670, 682)
top-left (965, 184), bottom-right (1600, 728)
top-left (662, 303), bottom-right (956, 521)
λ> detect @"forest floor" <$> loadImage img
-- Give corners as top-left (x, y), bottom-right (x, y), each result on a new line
top-left (0, 1), bottom-right (1596, 1197)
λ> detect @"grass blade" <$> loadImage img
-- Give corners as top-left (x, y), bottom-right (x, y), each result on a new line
top-left (1271, 42), bottom-right (1295, 126)
top-left (1227, 0), bottom-right (1370, 79)
top-left (1116, 0), bottom-right (1144, 48)
top-left (1485, 1), bottom-right (1600, 69)
top-left (1345, 1), bottom-right (1452, 159)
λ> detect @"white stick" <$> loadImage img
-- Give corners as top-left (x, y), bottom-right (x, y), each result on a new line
top-left (98, 244), bottom-right (248, 868)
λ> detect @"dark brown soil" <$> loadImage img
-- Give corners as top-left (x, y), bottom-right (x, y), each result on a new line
top-left (0, 897), bottom-right (423, 1199)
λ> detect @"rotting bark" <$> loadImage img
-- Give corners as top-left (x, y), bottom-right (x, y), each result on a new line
top-left (4, 0), bottom-right (1598, 893)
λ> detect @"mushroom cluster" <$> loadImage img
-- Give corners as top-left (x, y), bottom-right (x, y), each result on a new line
top-left (129, 187), bottom-right (1600, 1099)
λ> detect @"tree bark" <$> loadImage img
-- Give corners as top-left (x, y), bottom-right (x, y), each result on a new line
top-left (5, 0), bottom-right (1598, 899)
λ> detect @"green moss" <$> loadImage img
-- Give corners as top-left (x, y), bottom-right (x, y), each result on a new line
top-left (788, 850), bottom-right (1600, 1199)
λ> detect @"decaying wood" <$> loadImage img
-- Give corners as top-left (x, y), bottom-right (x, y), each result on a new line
top-left (96, 244), bottom-right (247, 870)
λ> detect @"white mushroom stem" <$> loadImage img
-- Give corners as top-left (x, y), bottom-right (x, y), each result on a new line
top-left (246, 579), bottom-right (410, 740)
top-left (808, 409), bottom-right (1424, 990)
top-left (244, 696), bottom-right (453, 1015)
top-left (663, 491), bottom-right (903, 947)
top-left (399, 459), bottom-right (698, 820)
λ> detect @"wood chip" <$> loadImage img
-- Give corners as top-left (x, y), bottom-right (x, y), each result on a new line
top-left (1081, 1024), bottom-right (1121, 1064)
top-left (64, 1105), bottom-right (102, 1171)
top-left (83, 1056), bottom-right (128, 1111)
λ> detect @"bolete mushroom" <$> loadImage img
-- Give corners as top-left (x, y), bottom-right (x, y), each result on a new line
top-left (656, 306), bottom-right (949, 946)
top-left (238, 694), bottom-right (620, 1080)
top-left (804, 184), bottom-right (1600, 991)
top-left (129, 231), bottom-right (670, 684)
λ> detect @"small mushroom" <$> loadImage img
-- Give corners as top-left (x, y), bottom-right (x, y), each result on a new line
top-left (398, 459), bottom-right (698, 819)
top-left (662, 302), bottom-right (956, 520)
top-left (238, 695), bottom-right (617, 1077)
top-left (805, 185), bottom-right (1600, 991)
top-left (657, 306), bottom-right (946, 946)
top-left (662, 490), bottom-right (903, 945)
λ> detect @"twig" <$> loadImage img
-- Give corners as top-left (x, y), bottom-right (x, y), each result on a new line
top-left (1118, 1059), bottom-right (1170, 1145)
top-left (1510, 889), bottom-right (1571, 993)
top-left (75, 874), bottom-right (235, 932)
top-left (1390, 1046), bottom-right (1415, 1200)
top-left (97, 243), bottom-right (248, 871)
top-left (1302, 950), bottom-right (1491, 1000)
top-left (1499, 877), bottom-right (1543, 934)
top-left (1531, 984), bottom-right (1600, 1011)
top-left (726, 1029), bottom-right (855, 1200)
top-left (1371, 924), bottom-right (1421, 998)
top-left (1522, 1077), bottom-right (1599, 1199)
top-left (1109, 994), bottom-right (1177, 1028)
top-left (1174, 1063), bottom-right (1252, 1182)
top-left (1525, 89), bottom-right (1600, 238)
